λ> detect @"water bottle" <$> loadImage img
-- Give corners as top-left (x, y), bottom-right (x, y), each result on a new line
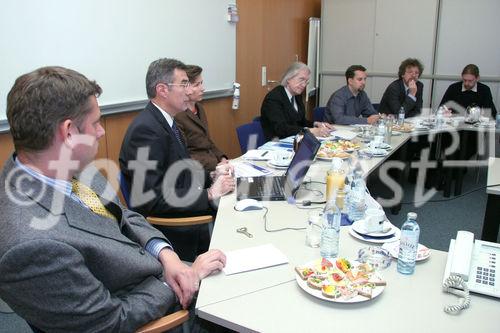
top-left (320, 198), bottom-right (341, 259)
top-left (496, 114), bottom-right (500, 129)
top-left (436, 106), bottom-right (444, 129)
top-left (232, 83), bottom-right (240, 110)
top-left (345, 169), bottom-right (366, 222)
top-left (377, 117), bottom-right (386, 136)
top-left (397, 106), bottom-right (405, 127)
top-left (384, 115), bottom-right (393, 144)
top-left (397, 212), bottom-right (420, 275)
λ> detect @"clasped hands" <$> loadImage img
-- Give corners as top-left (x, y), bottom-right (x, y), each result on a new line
top-left (208, 159), bottom-right (235, 200)
top-left (159, 248), bottom-right (226, 309)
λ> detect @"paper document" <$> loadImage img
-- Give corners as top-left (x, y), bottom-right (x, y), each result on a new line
top-left (242, 149), bottom-right (271, 161)
top-left (330, 129), bottom-right (358, 141)
top-left (279, 136), bottom-right (295, 144)
top-left (233, 161), bottom-right (273, 178)
top-left (223, 244), bottom-right (289, 275)
top-left (259, 141), bottom-right (294, 151)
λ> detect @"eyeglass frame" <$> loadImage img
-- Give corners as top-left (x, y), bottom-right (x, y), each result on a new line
top-left (163, 80), bottom-right (192, 89)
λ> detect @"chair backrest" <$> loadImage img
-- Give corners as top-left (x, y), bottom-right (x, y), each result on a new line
top-left (313, 107), bottom-right (326, 122)
top-left (252, 115), bottom-right (261, 122)
top-left (236, 121), bottom-right (265, 154)
top-left (119, 171), bottom-right (131, 207)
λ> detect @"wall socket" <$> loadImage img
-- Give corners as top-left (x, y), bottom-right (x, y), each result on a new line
top-left (261, 66), bottom-right (267, 86)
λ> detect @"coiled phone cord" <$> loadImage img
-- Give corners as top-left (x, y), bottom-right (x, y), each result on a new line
top-left (442, 275), bottom-right (471, 314)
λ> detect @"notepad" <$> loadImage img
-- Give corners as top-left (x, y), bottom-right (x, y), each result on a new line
top-left (223, 244), bottom-right (289, 275)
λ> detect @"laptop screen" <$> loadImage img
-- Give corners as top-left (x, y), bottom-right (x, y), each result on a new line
top-left (284, 129), bottom-right (321, 196)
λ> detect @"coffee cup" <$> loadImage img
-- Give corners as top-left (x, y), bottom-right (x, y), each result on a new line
top-left (364, 208), bottom-right (385, 233)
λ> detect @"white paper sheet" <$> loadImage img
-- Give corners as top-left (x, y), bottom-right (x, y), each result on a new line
top-left (242, 149), bottom-right (271, 161)
top-left (233, 161), bottom-right (273, 178)
top-left (223, 244), bottom-right (289, 275)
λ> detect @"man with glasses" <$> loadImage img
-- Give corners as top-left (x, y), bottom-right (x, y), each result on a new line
top-left (325, 65), bottom-right (380, 125)
top-left (379, 58), bottom-right (424, 118)
top-left (261, 62), bottom-right (333, 141)
top-left (120, 58), bottom-right (234, 262)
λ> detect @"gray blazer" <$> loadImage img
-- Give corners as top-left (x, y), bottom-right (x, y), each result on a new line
top-left (0, 156), bottom-right (176, 333)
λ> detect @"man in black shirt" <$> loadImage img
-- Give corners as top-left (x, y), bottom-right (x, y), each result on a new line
top-left (440, 64), bottom-right (497, 118)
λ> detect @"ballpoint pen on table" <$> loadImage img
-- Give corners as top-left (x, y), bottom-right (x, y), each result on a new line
top-left (261, 151), bottom-right (268, 157)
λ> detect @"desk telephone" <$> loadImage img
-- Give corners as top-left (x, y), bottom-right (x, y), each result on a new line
top-left (443, 231), bottom-right (499, 307)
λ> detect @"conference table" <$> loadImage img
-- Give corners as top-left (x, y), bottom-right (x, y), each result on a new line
top-left (195, 120), bottom-right (499, 333)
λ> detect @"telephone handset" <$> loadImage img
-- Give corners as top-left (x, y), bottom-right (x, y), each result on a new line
top-left (442, 231), bottom-right (500, 313)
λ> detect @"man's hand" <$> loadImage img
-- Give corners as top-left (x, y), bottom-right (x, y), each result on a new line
top-left (158, 249), bottom-right (199, 309)
top-left (214, 161), bottom-right (234, 179)
top-left (192, 249), bottom-right (226, 280)
top-left (309, 126), bottom-right (330, 137)
top-left (208, 174), bottom-right (235, 201)
top-left (408, 80), bottom-right (417, 96)
top-left (367, 114), bottom-right (380, 124)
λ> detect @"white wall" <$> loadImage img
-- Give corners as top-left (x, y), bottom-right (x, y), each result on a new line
top-left (319, 0), bottom-right (500, 113)
top-left (0, 0), bottom-right (236, 121)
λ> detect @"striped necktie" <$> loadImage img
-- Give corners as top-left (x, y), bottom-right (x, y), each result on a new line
top-left (171, 121), bottom-right (184, 145)
top-left (71, 179), bottom-right (116, 221)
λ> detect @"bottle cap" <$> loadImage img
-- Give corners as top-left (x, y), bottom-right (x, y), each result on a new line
top-left (407, 212), bottom-right (417, 220)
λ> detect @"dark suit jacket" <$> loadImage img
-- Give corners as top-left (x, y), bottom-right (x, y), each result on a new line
top-left (260, 85), bottom-right (313, 141)
top-left (119, 102), bottom-right (213, 261)
top-left (0, 157), bottom-right (175, 333)
top-left (379, 79), bottom-right (424, 118)
top-left (440, 81), bottom-right (497, 118)
top-left (174, 103), bottom-right (226, 172)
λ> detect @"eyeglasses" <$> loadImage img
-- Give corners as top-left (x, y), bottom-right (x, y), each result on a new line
top-left (166, 80), bottom-right (191, 89)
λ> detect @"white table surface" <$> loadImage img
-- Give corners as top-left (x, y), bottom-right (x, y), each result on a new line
top-left (195, 123), bottom-right (500, 333)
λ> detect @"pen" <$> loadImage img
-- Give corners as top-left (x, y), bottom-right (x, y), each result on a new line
top-left (261, 151), bottom-right (268, 157)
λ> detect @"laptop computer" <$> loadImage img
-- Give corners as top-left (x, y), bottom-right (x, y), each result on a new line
top-left (236, 130), bottom-right (321, 201)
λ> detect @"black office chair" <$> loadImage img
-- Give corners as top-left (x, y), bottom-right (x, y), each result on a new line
top-left (313, 106), bottom-right (326, 122)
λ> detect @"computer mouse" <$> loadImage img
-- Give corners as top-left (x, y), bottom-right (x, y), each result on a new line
top-left (234, 199), bottom-right (263, 212)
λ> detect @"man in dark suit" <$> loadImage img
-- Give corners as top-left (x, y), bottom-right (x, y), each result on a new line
top-left (440, 64), bottom-right (497, 118)
top-left (0, 66), bottom-right (225, 332)
top-left (260, 62), bottom-right (332, 141)
top-left (119, 58), bottom-right (234, 262)
top-left (379, 58), bottom-right (424, 118)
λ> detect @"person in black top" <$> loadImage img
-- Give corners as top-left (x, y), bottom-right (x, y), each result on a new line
top-left (440, 64), bottom-right (497, 118)
top-left (260, 62), bottom-right (333, 141)
top-left (379, 58), bottom-right (424, 118)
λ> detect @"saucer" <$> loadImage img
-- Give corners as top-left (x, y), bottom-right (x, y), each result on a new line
top-left (266, 160), bottom-right (289, 169)
top-left (352, 220), bottom-right (395, 238)
top-left (360, 148), bottom-right (388, 157)
top-left (382, 241), bottom-right (431, 261)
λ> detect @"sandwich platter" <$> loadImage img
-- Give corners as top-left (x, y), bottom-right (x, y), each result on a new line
top-left (295, 258), bottom-right (386, 303)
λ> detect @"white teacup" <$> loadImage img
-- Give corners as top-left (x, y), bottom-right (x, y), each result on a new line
top-left (364, 208), bottom-right (385, 233)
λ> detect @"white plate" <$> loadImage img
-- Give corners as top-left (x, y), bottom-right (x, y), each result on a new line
top-left (377, 143), bottom-right (392, 150)
top-left (349, 225), bottom-right (400, 244)
top-left (295, 259), bottom-right (385, 303)
top-left (359, 149), bottom-right (388, 157)
top-left (382, 242), bottom-right (431, 261)
top-left (351, 220), bottom-right (395, 238)
top-left (266, 161), bottom-right (289, 169)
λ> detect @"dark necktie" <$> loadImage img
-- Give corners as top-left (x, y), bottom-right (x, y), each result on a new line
top-left (171, 121), bottom-right (184, 145)
top-left (290, 96), bottom-right (297, 111)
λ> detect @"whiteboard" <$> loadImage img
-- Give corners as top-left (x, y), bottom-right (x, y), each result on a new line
top-left (0, 0), bottom-right (236, 121)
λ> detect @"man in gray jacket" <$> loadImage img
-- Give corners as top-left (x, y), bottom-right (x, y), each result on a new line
top-left (0, 66), bottom-right (225, 332)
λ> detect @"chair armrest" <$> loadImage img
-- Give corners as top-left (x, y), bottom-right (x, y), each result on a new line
top-left (136, 309), bottom-right (189, 333)
top-left (147, 215), bottom-right (213, 227)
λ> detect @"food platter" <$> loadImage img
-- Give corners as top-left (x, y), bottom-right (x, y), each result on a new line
top-left (295, 258), bottom-right (386, 303)
top-left (392, 123), bottom-right (414, 132)
top-left (316, 140), bottom-right (360, 160)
